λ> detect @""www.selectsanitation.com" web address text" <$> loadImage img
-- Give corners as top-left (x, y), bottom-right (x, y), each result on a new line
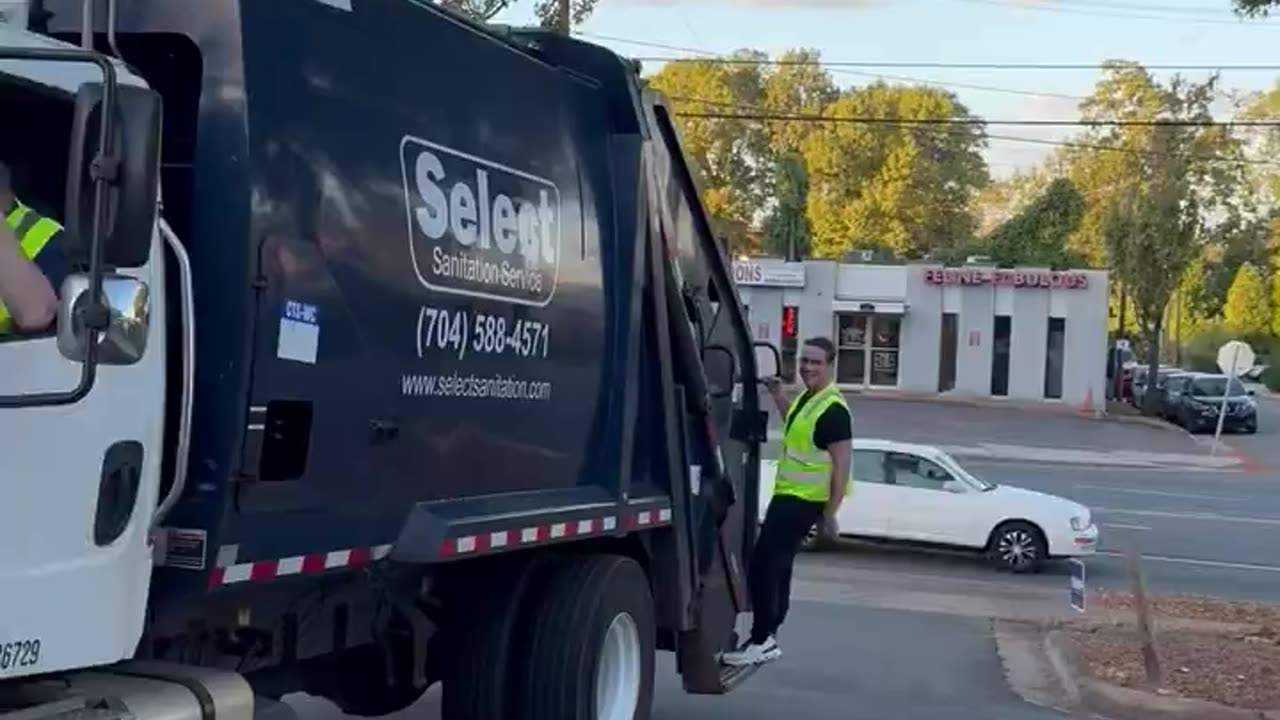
top-left (400, 372), bottom-right (553, 402)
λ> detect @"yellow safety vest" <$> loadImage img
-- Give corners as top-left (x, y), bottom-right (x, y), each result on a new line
top-left (0, 199), bottom-right (63, 334)
top-left (775, 383), bottom-right (851, 503)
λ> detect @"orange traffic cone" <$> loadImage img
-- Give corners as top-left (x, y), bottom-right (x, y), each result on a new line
top-left (1076, 386), bottom-right (1096, 417)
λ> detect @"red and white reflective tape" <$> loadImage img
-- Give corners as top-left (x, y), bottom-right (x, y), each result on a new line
top-left (210, 544), bottom-right (392, 587)
top-left (207, 506), bottom-right (673, 586)
top-left (439, 507), bottom-right (673, 557)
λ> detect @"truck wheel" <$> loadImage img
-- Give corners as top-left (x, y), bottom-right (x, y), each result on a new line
top-left (440, 557), bottom-right (556, 720)
top-left (514, 555), bottom-right (655, 720)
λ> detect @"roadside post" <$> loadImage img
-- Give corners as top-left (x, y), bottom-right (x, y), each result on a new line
top-left (1211, 340), bottom-right (1255, 457)
top-left (1124, 541), bottom-right (1162, 690)
top-left (1068, 558), bottom-right (1086, 613)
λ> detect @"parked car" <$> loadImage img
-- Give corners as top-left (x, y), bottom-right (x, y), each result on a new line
top-left (1166, 373), bottom-right (1258, 433)
top-left (1158, 371), bottom-right (1195, 421)
top-left (758, 439), bottom-right (1098, 573)
top-left (1132, 365), bottom-right (1184, 409)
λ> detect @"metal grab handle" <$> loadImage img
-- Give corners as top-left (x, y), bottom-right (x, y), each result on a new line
top-left (151, 217), bottom-right (194, 532)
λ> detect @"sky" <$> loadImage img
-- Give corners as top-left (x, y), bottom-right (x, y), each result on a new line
top-left (490, 0), bottom-right (1280, 179)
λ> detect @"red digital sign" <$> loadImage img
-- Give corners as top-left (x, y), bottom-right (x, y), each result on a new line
top-left (782, 306), bottom-right (798, 338)
top-left (924, 268), bottom-right (1089, 289)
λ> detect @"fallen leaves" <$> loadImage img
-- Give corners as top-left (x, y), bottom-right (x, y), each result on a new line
top-left (1065, 590), bottom-right (1280, 710)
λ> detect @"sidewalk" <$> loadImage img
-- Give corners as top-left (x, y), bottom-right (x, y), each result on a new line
top-left (771, 383), bottom-right (1178, 432)
top-left (762, 432), bottom-right (1247, 471)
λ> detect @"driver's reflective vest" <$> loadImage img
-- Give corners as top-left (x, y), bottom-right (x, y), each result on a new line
top-left (0, 199), bottom-right (64, 334)
top-left (775, 382), bottom-right (851, 503)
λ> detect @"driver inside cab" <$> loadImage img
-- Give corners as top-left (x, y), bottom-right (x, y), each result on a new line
top-left (0, 159), bottom-right (67, 336)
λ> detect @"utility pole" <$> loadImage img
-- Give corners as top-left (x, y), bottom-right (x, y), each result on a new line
top-left (557, 0), bottom-right (570, 33)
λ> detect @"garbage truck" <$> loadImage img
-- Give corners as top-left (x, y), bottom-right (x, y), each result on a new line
top-left (0, 1), bottom-right (781, 718)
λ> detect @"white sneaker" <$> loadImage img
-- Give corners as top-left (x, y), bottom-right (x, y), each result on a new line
top-left (719, 636), bottom-right (781, 667)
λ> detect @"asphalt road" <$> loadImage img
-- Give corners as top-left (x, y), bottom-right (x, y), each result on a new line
top-left (282, 394), bottom-right (1278, 720)
top-left (764, 393), bottom-right (1280, 602)
top-left (284, 553), bottom-right (1072, 720)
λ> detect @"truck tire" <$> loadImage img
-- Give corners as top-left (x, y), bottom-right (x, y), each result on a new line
top-left (440, 556), bottom-right (557, 720)
top-left (514, 554), bottom-right (656, 720)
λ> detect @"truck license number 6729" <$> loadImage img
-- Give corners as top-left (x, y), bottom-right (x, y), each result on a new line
top-left (0, 639), bottom-right (41, 671)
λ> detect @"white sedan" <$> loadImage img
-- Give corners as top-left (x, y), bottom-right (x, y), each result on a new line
top-left (759, 438), bottom-right (1098, 573)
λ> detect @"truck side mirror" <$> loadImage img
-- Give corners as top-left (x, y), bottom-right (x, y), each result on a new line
top-left (753, 340), bottom-right (781, 379)
top-left (64, 82), bottom-right (162, 269)
top-left (57, 272), bottom-right (151, 366)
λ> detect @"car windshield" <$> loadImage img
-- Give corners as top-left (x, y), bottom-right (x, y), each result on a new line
top-left (1189, 377), bottom-right (1246, 397)
top-left (938, 453), bottom-right (996, 491)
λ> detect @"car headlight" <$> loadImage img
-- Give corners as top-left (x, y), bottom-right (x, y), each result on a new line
top-left (1070, 515), bottom-right (1090, 532)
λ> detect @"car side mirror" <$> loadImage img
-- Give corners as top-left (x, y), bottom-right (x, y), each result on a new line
top-left (65, 82), bottom-right (163, 269)
top-left (942, 480), bottom-right (966, 494)
top-left (57, 272), bottom-right (151, 365)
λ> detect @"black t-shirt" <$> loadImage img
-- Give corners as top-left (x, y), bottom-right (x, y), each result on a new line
top-left (785, 388), bottom-right (853, 450)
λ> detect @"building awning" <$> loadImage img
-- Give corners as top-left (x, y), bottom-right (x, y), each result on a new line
top-left (832, 300), bottom-right (908, 315)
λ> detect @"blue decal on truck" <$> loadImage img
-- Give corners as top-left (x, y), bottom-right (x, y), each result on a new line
top-left (277, 300), bottom-right (320, 365)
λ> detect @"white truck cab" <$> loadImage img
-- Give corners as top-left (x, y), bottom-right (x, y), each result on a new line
top-left (0, 4), bottom-right (180, 689)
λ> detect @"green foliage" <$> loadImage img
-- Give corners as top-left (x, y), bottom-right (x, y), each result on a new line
top-left (1224, 262), bottom-right (1271, 338)
top-left (1264, 364), bottom-right (1280, 393)
top-left (1233, 0), bottom-right (1279, 16)
top-left (802, 82), bottom-right (990, 258)
top-left (645, 55), bottom-right (769, 253)
top-left (761, 153), bottom-right (811, 260)
top-left (1182, 321), bottom-right (1235, 373)
top-left (984, 177), bottom-right (1087, 267)
top-left (435, 0), bottom-right (597, 28)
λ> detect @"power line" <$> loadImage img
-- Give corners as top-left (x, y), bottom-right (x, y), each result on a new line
top-left (952, 0), bottom-right (1280, 26)
top-left (638, 55), bottom-right (1280, 72)
top-left (576, 32), bottom-right (1085, 100)
top-left (664, 95), bottom-right (1280, 127)
top-left (669, 109), bottom-right (1278, 166)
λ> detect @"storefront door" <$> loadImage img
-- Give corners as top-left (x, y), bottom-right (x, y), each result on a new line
top-left (835, 312), bottom-right (901, 388)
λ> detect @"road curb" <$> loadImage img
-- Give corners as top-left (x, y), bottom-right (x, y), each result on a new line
top-left (1042, 627), bottom-right (1280, 720)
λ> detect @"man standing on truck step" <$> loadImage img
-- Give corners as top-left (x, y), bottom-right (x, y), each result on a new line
top-left (0, 160), bottom-right (62, 335)
top-left (721, 336), bottom-right (852, 667)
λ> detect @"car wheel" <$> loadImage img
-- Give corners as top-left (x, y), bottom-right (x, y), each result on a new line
top-left (987, 521), bottom-right (1047, 574)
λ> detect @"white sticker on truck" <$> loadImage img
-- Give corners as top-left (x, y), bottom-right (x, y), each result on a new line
top-left (278, 300), bottom-right (320, 365)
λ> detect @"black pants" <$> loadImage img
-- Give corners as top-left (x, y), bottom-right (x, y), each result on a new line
top-left (748, 493), bottom-right (825, 644)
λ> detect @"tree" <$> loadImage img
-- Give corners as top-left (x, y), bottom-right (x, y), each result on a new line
top-left (801, 82), bottom-right (990, 259)
top-left (1224, 262), bottom-right (1271, 337)
top-left (1233, 0), bottom-right (1278, 16)
top-left (533, 0), bottom-right (598, 30)
top-left (436, 0), bottom-right (597, 28)
top-left (437, 0), bottom-right (510, 21)
top-left (1238, 82), bottom-right (1280, 205)
top-left (970, 166), bottom-right (1057, 237)
top-left (1103, 124), bottom-right (1206, 415)
top-left (646, 54), bottom-right (768, 254)
top-left (761, 152), bottom-right (811, 259)
top-left (984, 177), bottom-right (1086, 267)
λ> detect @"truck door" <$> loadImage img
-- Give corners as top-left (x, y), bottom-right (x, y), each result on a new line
top-left (0, 63), bottom-right (168, 679)
top-left (642, 92), bottom-right (773, 692)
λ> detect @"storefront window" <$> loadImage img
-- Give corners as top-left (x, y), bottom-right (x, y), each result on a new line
top-left (835, 312), bottom-right (901, 386)
top-left (836, 313), bottom-right (868, 385)
top-left (869, 315), bottom-right (900, 386)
